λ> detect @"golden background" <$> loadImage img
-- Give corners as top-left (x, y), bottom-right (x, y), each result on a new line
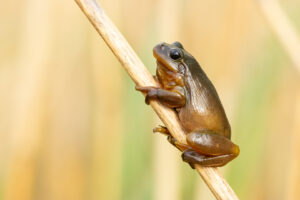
top-left (1, 0), bottom-right (300, 199)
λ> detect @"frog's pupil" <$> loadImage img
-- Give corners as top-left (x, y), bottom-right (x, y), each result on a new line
top-left (170, 49), bottom-right (181, 60)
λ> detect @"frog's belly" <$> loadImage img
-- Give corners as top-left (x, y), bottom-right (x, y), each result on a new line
top-left (178, 108), bottom-right (230, 138)
top-left (178, 109), bottom-right (211, 132)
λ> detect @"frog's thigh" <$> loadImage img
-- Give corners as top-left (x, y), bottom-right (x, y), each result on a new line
top-left (186, 132), bottom-right (239, 156)
top-left (182, 149), bottom-right (237, 167)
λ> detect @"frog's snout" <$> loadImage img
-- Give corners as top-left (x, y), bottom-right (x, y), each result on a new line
top-left (154, 42), bottom-right (166, 52)
top-left (153, 42), bottom-right (166, 59)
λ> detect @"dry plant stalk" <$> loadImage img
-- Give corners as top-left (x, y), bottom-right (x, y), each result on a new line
top-left (74, 0), bottom-right (239, 199)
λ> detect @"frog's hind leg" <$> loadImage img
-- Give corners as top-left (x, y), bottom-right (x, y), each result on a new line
top-left (183, 132), bottom-right (240, 167)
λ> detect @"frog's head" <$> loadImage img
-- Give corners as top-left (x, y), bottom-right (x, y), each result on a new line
top-left (154, 41), bottom-right (198, 88)
top-left (153, 41), bottom-right (186, 73)
top-left (154, 42), bottom-right (205, 88)
top-left (153, 42), bottom-right (187, 88)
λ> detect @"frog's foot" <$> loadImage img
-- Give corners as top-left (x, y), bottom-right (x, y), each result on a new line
top-left (154, 127), bottom-right (192, 153)
top-left (183, 132), bottom-right (240, 168)
top-left (167, 135), bottom-right (190, 152)
top-left (153, 125), bottom-right (170, 135)
top-left (182, 149), bottom-right (237, 168)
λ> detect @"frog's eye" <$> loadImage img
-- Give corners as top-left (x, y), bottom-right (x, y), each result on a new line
top-left (169, 49), bottom-right (182, 60)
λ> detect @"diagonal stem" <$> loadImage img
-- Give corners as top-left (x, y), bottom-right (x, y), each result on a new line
top-left (74, 0), bottom-right (239, 199)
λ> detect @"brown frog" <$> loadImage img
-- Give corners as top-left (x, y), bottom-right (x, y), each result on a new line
top-left (136, 42), bottom-right (239, 167)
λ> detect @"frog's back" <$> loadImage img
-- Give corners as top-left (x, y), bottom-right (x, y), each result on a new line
top-left (178, 56), bottom-right (231, 139)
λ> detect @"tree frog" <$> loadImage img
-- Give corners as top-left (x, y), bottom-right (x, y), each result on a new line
top-left (136, 42), bottom-right (239, 167)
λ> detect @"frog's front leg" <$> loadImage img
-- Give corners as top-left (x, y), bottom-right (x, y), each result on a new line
top-left (135, 86), bottom-right (185, 108)
top-left (183, 132), bottom-right (240, 167)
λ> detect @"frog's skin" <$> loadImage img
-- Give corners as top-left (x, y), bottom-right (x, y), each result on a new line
top-left (136, 42), bottom-right (239, 168)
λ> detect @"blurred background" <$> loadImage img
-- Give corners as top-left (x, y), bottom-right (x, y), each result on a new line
top-left (1, 0), bottom-right (300, 199)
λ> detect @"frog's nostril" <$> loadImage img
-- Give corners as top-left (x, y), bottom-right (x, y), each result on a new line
top-left (160, 43), bottom-right (165, 50)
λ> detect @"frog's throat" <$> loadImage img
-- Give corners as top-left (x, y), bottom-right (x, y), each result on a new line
top-left (156, 60), bottom-right (184, 87)
top-left (156, 60), bottom-right (177, 72)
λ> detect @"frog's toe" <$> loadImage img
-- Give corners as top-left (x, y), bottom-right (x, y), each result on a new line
top-left (145, 89), bottom-right (158, 104)
top-left (153, 125), bottom-right (169, 135)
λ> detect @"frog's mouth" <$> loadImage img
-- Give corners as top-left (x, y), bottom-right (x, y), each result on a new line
top-left (156, 60), bottom-right (170, 71)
